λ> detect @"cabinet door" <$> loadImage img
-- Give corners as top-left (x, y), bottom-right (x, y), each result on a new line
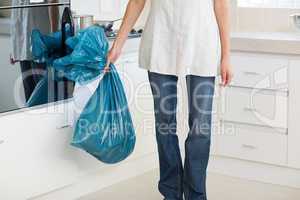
top-left (120, 53), bottom-right (157, 158)
top-left (288, 60), bottom-right (300, 169)
top-left (0, 107), bottom-right (79, 200)
top-left (219, 86), bottom-right (288, 129)
top-left (230, 54), bottom-right (288, 91)
top-left (216, 122), bottom-right (288, 166)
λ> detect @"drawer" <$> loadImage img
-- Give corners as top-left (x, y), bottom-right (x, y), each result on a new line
top-left (0, 106), bottom-right (78, 199)
top-left (220, 87), bottom-right (288, 128)
top-left (217, 122), bottom-right (288, 166)
top-left (230, 55), bottom-right (289, 90)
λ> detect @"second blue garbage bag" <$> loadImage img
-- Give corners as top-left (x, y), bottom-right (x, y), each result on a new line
top-left (53, 26), bottom-right (136, 164)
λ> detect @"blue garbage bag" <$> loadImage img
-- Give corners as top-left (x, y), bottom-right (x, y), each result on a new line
top-left (31, 25), bottom-right (73, 64)
top-left (29, 27), bottom-right (74, 106)
top-left (53, 25), bottom-right (109, 84)
top-left (53, 26), bottom-right (136, 164)
top-left (26, 71), bottom-right (57, 107)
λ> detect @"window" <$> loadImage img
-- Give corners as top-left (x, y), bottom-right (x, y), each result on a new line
top-left (238, 0), bottom-right (300, 9)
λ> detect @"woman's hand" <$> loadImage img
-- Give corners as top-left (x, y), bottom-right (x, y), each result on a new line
top-left (220, 57), bottom-right (233, 86)
top-left (105, 45), bottom-right (122, 72)
top-left (104, 0), bottom-right (146, 73)
top-left (214, 0), bottom-right (232, 86)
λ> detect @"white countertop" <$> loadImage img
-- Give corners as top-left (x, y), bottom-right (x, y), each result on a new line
top-left (231, 32), bottom-right (300, 41)
top-left (121, 32), bottom-right (300, 56)
top-left (231, 32), bottom-right (300, 55)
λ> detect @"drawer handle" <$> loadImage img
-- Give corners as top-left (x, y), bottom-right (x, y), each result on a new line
top-left (243, 71), bottom-right (261, 76)
top-left (56, 125), bottom-right (71, 130)
top-left (242, 144), bottom-right (257, 150)
top-left (244, 107), bottom-right (257, 112)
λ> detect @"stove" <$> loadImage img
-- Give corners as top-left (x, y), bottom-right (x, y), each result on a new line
top-left (105, 28), bottom-right (143, 40)
top-left (95, 20), bottom-right (143, 40)
top-left (105, 29), bottom-right (143, 40)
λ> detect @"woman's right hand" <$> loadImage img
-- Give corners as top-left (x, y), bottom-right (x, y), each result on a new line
top-left (105, 45), bottom-right (122, 72)
top-left (104, 0), bottom-right (146, 72)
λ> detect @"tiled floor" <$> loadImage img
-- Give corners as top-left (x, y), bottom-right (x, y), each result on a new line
top-left (79, 169), bottom-right (300, 200)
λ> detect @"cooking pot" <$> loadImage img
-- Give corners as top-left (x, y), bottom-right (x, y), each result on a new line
top-left (73, 14), bottom-right (94, 33)
top-left (96, 18), bottom-right (123, 32)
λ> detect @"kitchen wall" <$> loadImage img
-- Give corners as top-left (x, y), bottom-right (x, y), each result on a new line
top-left (235, 7), bottom-right (300, 32)
top-left (230, 0), bottom-right (300, 32)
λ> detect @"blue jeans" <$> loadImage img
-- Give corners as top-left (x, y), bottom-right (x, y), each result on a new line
top-left (148, 71), bottom-right (216, 200)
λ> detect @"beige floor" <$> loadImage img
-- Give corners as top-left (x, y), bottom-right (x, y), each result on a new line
top-left (79, 169), bottom-right (300, 200)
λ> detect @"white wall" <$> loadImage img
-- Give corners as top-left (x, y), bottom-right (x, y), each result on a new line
top-left (235, 7), bottom-right (300, 32)
top-left (71, 0), bottom-right (150, 29)
top-left (71, 0), bottom-right (121, 21)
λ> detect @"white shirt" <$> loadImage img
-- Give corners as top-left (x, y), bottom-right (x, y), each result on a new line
top-left (139, 0), bottom-right (221, 77)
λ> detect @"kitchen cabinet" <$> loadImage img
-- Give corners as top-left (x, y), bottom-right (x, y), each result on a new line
top-left (0, 105), bottom-right (79, 200)
top-left (118, 52), bottom-right (157, 158)
top-left (219, 86), bottom-right (288, 129)
top-left (216, 122), bottom-right (288, 166)
top-left (0, 101), bottom-right (121, 200)
top-left (288, 59), bottom-right (300, 169)
top-left (230, 54), bottom-right (289, 90)
top-left (215, 52), bottom-right (300, 168)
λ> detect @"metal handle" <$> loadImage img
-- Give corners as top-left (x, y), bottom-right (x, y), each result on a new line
top-left (56, 124), bottom-right (71, 130)
top-left (242, 144), bottom-right (257, 150)
top-left (0, 2), bottom-right (70, 10)
top-left (243, 71), bottom-right (261, 76)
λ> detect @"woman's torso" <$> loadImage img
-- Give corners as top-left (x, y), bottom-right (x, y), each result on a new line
top-left (139, 0), bottom-right (221, 76)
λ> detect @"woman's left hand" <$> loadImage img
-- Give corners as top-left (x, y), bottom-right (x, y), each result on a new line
top-left (220, 57), bottom-right (233, 87)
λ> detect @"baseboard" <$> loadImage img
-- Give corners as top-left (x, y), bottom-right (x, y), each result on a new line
top-left (208, 155), bottom-right (300, 189)
top-left (30, 153), bottom-right (158, 200)
top-left (30, 154), bottom-right (300, 200)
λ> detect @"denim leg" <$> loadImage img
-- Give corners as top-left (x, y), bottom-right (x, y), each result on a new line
top-left (183, 75), bottom-right (216, 200)
top-left (148, 71), bottom-right (184, 200)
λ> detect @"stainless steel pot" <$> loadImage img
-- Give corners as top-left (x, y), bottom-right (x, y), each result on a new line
top-left (95, 18), bottom-right (123, 32)
top-left (73, 14), bottom-right (94, 33)
top-left (290, 13), bottom-right (300, 31)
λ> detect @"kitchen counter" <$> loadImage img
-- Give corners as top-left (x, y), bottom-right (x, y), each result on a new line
top-left (231, 32), bottom-right (300, 55)
top-left (117, 32), bottom-right (300, 56)
top-left (1, 19), bottom-right (300, 56)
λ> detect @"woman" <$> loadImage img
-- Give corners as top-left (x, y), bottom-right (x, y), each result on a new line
top-left (107, 0), bottom-right (232, 199)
